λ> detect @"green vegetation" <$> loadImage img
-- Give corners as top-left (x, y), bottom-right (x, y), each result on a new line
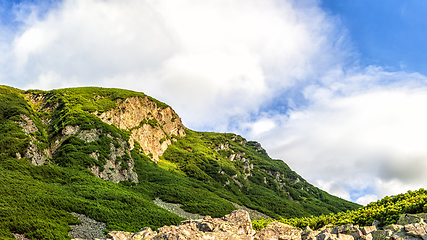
top-left (0, 86), bottom-right (182, 239)
top-left (163, 130), bottom-right (360, 219)
top-left (0, 85), bottom-right (361, 239)
top-left (0, 157), bottom-right (187, 240)
top-left (253, 189), bottom-right (427, 231)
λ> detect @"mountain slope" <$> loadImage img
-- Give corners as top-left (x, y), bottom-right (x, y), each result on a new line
top-left (0, 85), bottom-right (360, 239)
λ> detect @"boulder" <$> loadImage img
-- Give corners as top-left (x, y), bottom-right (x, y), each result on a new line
top-left (133, 210), bottom-right (256, 240)
top-left (398, 214), bottom-right (426, 226)
top-left (254, 221), bottom-right (302, 240)
top-left (404, 222), bottom-right (427, 239)
top-left (361, 227), bottom-right (377, 235)
top-left (107, 231), bottom-right (134, 240)
top-left (371, 230), bottom-right (393, 240)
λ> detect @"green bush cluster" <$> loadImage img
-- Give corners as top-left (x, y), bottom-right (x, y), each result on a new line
top-left (253, 189), bottom-right (427, 231)
top-left (0, 156), bottom-right (185, 239)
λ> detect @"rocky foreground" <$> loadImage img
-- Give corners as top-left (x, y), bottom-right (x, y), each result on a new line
top-left (72, 210), bottom-right (427, 240)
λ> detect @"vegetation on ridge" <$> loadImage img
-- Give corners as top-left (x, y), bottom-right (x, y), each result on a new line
top-left (253, 188), bottom-right (427, 231)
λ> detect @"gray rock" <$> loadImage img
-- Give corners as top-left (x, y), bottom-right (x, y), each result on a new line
top-left (398, 214), bottom-right (426, 226)
top-left (361, 227), bottom-right (378, 236)
top-left (69, 213), bottom-right (107, 240)
top-left (371, 230), bottom-right (393, 240)
top-left (254, 221), bottom-right (302, 240)
top-left (82, 211), bottom-right (427, 240)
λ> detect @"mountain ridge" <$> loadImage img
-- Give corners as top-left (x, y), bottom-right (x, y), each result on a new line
top-left (0, 85), bottom-right (360, 239)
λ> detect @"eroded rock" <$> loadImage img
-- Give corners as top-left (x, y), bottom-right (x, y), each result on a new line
top-left (97, 96), bottom-right (186, 161)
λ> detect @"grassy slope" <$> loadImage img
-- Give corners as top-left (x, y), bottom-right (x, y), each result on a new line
top-left (162, 129), bottom-right (360, 219)
top-left (0, 86), bottom-right (184, 239)
top-left (0, 85), bottom-right (360, 239)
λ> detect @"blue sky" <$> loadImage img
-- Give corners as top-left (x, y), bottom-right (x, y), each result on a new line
top-left (1, 0), bottom-right (427, 205)
top-left (322, 0), bottom-right (427, 75)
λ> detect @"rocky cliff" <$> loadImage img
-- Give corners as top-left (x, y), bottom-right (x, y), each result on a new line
top-left (97, 96), bottom-right (186, 161)
top-left (20, 89), bottom-right (185, 183)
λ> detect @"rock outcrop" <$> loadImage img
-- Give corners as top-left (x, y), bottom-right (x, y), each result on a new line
top-left (96, 96), bottom-right (186, 161)
top-left (15, 114), bottom-right (49, 165)
top-left (21, 93), bottom-right (185, 182)
top-left (84, 130), bottom-right (139, 183)
top-left (70, 212), bottom-right (427, 240)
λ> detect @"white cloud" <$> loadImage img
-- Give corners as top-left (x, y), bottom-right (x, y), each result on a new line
top-left (356, 194), bottom-right (378, 206)
top-left (249, 72), bottom-right (427, 201)
top-left (25, 71), bottom-right (80, 90)
top-left (315, 180), bottom-right (351, 201)
top-left (1, 0), bottom-right (346, 131)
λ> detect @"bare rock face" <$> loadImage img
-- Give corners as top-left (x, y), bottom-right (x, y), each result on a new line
top-left (21, 93), bottom-right (183, 183)
top-left (97, 96), bottom-right (186, 161)
top-left (15, 114), bottom-right (48, 165)
top-left (48, 125), bottom-right (81, 156)
top-left (78, 129), bottom-right (138, 183)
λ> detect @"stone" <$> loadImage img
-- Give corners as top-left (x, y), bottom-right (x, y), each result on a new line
top-left (384, 225), bottom-right (403, 232)
top-left (69, 213), bottom-right (107, 240)
top-left (131, 227), bottom-right (157, 240)
top-left (362, 227), bottom-right (378, 235)
top-left (371, 230), bottom-right (393, 240)
top-left (302, 230), bottom-right (321, 240)
top-left (17, 114), bottom-right (38, 134)
top-left (24, 140), bottom-right (47, 165)
top-left (360, 233), bottom-right (373, 240)
top-left (337, 234), bottom-right (355, 240)
top-left (254, 221), bottom-right (302, 240)
top-left (334, 224), bottom-right (354, 234)
top-left (398, 215), bottom-right (425, 226)
top-left (108, 231), bottom-right (134, 240)
top-left (404, 223), bottom-right (427, 239)
top-left (316, 232), bottom-right (335, 240)
top-left (373, 221), bottom-right (381, 228)
top-left (146, 210), bottom-right (256, 240)
top-left (77, 129), bottom-right (101, 142)
top-left (80, 211), bottom-right (427, 240)
top-left (13, 233), bottom-right (31, 240)
top-left (14, 114), bottom-right (48, 165)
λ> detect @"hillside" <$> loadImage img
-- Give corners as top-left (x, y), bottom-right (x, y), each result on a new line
top-left (0, 85), bottom-right (360, 239)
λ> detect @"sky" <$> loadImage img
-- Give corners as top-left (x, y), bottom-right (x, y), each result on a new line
top-left (1, 0), bottom-right (427, 206)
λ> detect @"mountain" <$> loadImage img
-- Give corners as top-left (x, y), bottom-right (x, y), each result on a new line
top-left (0, 85), bottom-right (360, 239)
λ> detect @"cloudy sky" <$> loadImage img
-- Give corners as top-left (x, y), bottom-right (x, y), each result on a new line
top-left (1, 0), bottom-right (427, 205)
